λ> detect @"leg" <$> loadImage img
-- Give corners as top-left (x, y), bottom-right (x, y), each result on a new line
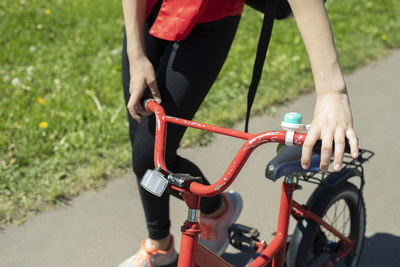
top-left (121, 15), bottom-right (241, 265)
top-left (153, 15), bottom-right (242, 215)
top-left (122, 22), bottom-right (171, 242)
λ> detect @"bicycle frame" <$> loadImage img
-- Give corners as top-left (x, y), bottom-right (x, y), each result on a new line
top-left (145, 100), bottom-right (355, 267)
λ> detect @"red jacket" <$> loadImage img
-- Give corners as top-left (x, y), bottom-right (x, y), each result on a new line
top-left (146, 0), bottom-right (245, 41)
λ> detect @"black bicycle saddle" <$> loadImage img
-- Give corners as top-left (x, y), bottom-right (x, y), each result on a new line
top-left (265, 145), bottom-right (321, 181)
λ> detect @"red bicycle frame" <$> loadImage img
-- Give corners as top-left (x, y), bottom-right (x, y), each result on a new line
top-left (145, 100), bottom-right (354, 267)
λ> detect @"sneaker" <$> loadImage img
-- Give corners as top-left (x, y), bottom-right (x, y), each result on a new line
top-left (199, 191), bottom-right (243, 256)
top-left (118, 235), bottom-right (178, 267)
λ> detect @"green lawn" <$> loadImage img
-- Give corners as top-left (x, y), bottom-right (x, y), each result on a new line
top-left (1, 0), bottom-right (399, 225)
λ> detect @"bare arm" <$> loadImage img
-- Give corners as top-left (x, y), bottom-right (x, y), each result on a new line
top-left (122, 0), bottom-right (161, 123)
top-left (288, 0), bottom-right (359, 172)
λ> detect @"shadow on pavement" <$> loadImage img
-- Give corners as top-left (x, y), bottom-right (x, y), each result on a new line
top-left (359, 233), bottom-right (400, 267)
top-left (165, 252), bottom-right (253, 267)
top-left (222, 251), bottom-right (254, 266)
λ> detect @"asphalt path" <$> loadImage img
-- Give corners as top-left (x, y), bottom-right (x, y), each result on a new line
top-left (1, 50), bottom-right (399, 267)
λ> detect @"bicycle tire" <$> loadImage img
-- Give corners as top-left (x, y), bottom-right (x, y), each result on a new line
top-left (287, 182), bottom-right (366, 267)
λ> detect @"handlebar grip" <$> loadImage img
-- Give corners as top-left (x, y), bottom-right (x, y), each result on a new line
top-left (312, 140), bottom-right (351, 154)
top-left (143, 98), bottom-right (153, 111)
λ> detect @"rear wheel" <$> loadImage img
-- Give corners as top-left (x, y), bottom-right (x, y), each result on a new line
top-left (287, 182), bottom-right (366, 267)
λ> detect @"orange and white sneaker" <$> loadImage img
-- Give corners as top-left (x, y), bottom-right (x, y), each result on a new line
top-left (118, 236), bottom-right (177, 267)
top-left (199, 191), bottom-right (243, 256)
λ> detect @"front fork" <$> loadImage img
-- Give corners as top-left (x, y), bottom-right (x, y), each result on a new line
top-left (178, 192), bottom-right (232, 267)
top-left (178, 193), bottom-right (201, 267)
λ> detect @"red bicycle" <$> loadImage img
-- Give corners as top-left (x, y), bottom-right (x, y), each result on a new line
top-left (140, 100), bottom-right (373, 267)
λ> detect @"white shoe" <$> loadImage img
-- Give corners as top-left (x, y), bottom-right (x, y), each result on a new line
top-left (199, 191), bottom-right (243, 256)
top-left (118, 236), bottom-right (177, 267)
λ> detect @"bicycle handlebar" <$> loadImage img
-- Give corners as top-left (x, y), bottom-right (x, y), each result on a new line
top-left (145, 99), bottom-right (307, 197)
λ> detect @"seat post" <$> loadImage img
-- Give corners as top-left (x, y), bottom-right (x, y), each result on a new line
top-left (284, 176), bottom-right (295, 184)
top-left (250, 176), bottom-right (298, 266)
top-left (274, 177), bottom-right (296, 266)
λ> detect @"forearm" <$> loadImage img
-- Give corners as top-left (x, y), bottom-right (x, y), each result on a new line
top-left (288, 0), bottom-right (346, 95)
top-left (122, 0), bottom-right (161, 121)
top-left (122, 0), bottom-right (147, 60)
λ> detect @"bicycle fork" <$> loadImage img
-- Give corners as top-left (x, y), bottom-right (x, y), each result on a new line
top-left (178, 192), bottom-right (232, 267)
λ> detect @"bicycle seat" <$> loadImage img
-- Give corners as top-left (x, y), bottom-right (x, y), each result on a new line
top-left (265, 145), bottom-right (320, 181)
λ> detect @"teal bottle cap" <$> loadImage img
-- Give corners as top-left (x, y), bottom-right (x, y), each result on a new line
top-left (283, 112), bottom-right (303, 124)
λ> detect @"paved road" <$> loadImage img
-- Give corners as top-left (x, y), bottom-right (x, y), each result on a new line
top-left (1, 50), bottom-right (400, 267)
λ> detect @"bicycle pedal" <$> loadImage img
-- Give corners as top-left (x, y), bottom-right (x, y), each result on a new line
top-left (229, 224), bottom-right (261, 251)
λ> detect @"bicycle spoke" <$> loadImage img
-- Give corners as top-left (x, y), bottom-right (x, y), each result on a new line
top-left (320, 199), bottom-right (352, 246)
top-left (332, 201), bottom-right (339, 228)
top-left (324, 212), bottom-right (334, 226)
top-left (342, 205), bottom-right (347, 234)
top-left (291, 183), bottom-right (366, 267)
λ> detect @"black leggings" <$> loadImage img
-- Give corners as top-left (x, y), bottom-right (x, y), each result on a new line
top-left (122, 15), bottom-right (241, 240)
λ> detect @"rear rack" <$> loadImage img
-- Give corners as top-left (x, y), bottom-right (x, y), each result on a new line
top-left (298, 149), bottom-right (375, 185)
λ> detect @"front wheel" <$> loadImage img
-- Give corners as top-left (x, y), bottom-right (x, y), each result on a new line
top-left (287, 182), bottom-right (366, 267)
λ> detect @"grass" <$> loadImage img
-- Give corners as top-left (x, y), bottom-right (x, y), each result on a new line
top-left (0, 0), bottom-right (399, 225)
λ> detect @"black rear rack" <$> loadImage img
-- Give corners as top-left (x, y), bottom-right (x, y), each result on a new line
top-left (298, 148), bottom-right (374, 185)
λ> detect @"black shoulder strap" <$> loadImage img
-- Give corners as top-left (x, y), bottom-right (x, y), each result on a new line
top-left (244, 0), bottom-right (278, 132)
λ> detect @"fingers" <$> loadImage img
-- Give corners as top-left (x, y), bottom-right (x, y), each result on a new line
top-left (127, 80), bottom-right (149, 123)
top-left (346, 128), bottom-right (359, 159)
top-left (127, 68), bottom-right (162, 122)
top-left (147, 78), bottom-right (162, 104)
top-left (304, 92), bottom-right (358, 172)
top-left (302, 125), bottom-right (358, 173)
top-left (127, 94), bottom-right (143, 123)
top-left (126, 56), bottom-right (161, 122)
top-left (333, 129), bottom-right (345, 172)
top-left (320, 131), bottom-right (333, 172)
top-left (301, 126), bottom-right (319, 170)
top-left (330, 127), bottom-right (358, 172)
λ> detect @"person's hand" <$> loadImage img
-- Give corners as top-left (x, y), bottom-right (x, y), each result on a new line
top-left (301, 91), bottom-right (359, 172)
top-left (126, 55), bottom-right (161, 123)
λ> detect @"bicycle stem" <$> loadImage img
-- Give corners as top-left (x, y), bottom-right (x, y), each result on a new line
top-left (145, 100), bottom-right (307, 197)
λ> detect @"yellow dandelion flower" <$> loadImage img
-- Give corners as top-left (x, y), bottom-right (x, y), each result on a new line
top-left (45, 9), bottom-right (51, 15)
top-left (39, 122), bottom-right (48, 129)
top-left (381, 34), bottom-right (388, 41)
top-left (37, 97), bottom-right (45, 105)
